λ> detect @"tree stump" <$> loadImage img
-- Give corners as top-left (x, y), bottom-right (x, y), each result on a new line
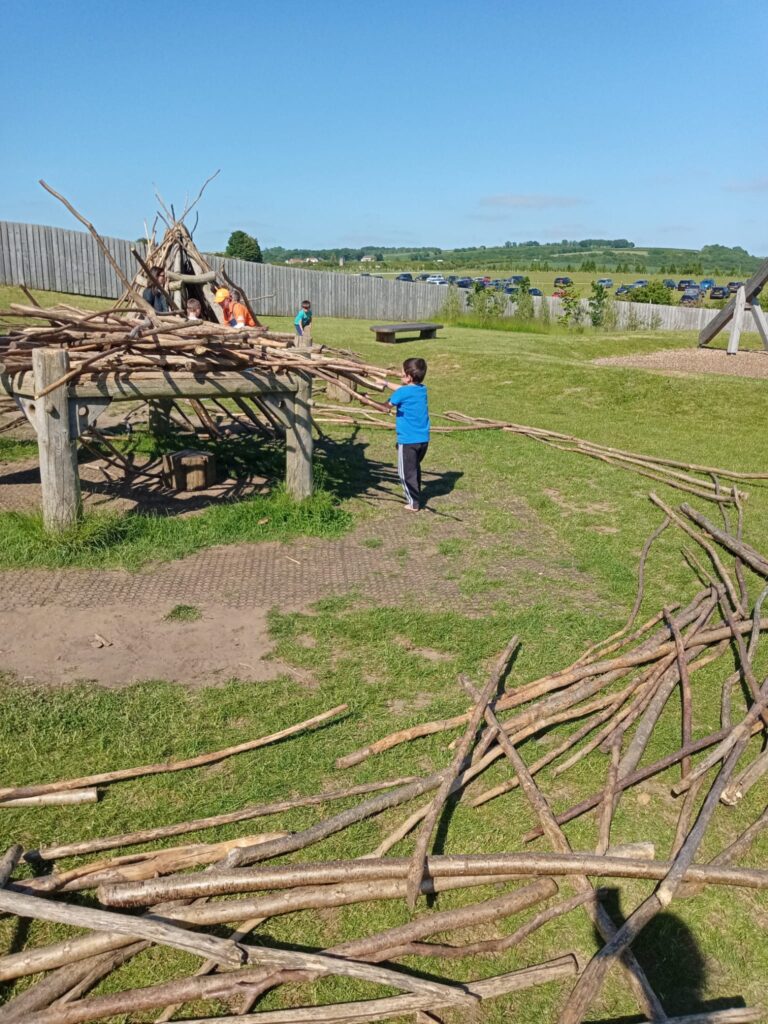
top-left (162, 450), bottom-right (217, 491)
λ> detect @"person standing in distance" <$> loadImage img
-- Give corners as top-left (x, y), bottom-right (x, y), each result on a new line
top-left (294, 299), bottom-right (312, 341)
top-left (386, 357), bottom-right (430, 512)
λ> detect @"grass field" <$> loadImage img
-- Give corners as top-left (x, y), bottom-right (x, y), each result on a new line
top-left (1, 298), bottom-right (768, 1020)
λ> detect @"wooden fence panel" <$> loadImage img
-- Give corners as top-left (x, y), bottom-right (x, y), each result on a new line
top-left (0, 219), bottom-right (757, 334)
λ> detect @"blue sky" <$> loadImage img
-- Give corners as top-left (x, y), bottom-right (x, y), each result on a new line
top-left (2, 0), bottom-right (766, 254)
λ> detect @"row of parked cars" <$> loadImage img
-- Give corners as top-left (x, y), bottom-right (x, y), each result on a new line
top-left (380, 271), bottom-right (746, 306)
top-left (395, 273), bottom-right (543, 295)
top-left (555, 276), bottom-right (744, 305)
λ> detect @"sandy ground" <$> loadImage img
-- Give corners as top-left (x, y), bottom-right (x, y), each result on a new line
top-left (1, 605), bottom-right (297, 687)
top-left (594, 347), bottom-right (768, 379)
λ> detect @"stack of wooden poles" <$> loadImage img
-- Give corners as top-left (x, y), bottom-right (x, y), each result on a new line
top-left (1, 494), bottom-right (768, 1021)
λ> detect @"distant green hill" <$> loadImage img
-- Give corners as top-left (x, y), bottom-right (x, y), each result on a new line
top-left (262, 239), bottom-right (763, 276)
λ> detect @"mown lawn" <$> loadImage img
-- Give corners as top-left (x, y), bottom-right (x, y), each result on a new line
top-left (1, 302), bottom-right (768, 1020)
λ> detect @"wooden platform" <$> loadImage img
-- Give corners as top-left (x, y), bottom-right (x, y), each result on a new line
top-left (369, 322), bottom-right (443, 344)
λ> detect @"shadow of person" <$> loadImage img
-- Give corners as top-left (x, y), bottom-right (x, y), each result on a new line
top-left (589, 887), bottom-right (747, 1023)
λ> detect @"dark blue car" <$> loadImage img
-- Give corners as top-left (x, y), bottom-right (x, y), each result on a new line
top-left (528, 287), bottom-right (543, 296)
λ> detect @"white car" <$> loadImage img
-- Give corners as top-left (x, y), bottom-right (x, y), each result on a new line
top-left (425, 275), bottom-right (446, 284)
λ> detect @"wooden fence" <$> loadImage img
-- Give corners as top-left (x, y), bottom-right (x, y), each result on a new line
top-left (0, 220), bottom-right (749, 333)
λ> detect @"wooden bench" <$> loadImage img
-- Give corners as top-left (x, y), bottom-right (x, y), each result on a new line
top-left (369, 322), bottom-right (443, 344)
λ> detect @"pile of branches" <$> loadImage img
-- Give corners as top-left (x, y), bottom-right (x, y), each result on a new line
top-left (1, 496), bottom-right (768, 1021)
top-left (0, 305), bottom-right (390, 403)
top-left (0, 180), bottom-right (393, 406)
top-left (314, 405), bottom-right (768, 505)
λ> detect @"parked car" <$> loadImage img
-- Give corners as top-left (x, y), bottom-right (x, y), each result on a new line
top-left (677, 279), bottom-right (697, 291)
top-left (700, 278), bottom-right (716, 291)
top-left (680, 287), bottom-right (702, 305)
top-left (456, 277), bottom-right (472, 288)
top-left (359, 273), bottom-right (371, 277)
top-left (728, 281), bottom-right (744, 293)
top-left (634, 279), bottom-right (649, 287)
top-left (528, 287), bottom-right (543, 296)
top-left (417, 273), bottom-right (430, 281)
top-left (710, 286), bottom-right (729, 300)
top-left (503, 286), bottom-right (519, 296)
top-left (396, 273), bottom-right (414, 282)
top-left (662, 279), bottom-right (676, 289)
top-left (596, 278), bottom-right (613, 289)
top-left (446, 275), bottom-right (458, 284)
top-left (615, 285), bottom-right (632, 296)
top-left (554, 276), bottom-right (573, 286)
top-left (425, 275), bottom-right (445, 284)
top-left (510, 275), bottom-right (526, 283)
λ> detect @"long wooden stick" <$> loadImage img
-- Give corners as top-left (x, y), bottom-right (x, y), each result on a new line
top-left (38, 180), bottom-right (157, 317)
top-left (96, 853), bottom-right (768, 909)
top-left (405, 637), bottom-right (519, 909)
top-left (0, 704), bottom-right (347, 803)
top-left (36, 776), bottom-right (416, 861)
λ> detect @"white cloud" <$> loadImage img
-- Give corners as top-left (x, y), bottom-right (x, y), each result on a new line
top-left (724, 177), bottom-right (768, 193)
top-left (479, 194), bottom-right (585, 210)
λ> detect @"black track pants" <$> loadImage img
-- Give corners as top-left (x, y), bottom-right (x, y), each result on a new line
top-left (397, 442), bottom-right (429, 509)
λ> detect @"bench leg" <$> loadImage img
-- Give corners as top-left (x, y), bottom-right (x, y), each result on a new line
top-left (379, 333), bottom-right (396, 344)
top-left (420, 330), bottom-right (437, 339)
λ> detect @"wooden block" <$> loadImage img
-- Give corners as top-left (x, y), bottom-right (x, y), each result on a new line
top-left (162, 449), bottom-right (216, 491)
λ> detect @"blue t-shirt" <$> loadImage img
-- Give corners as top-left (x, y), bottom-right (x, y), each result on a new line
top-left (389, 383), bottom-right (430, 444)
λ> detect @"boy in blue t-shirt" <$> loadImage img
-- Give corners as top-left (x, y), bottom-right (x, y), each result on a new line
top-left (294, 299), bottom-right (312, 339)
top-left (386, 357), bottom-right (430, 511)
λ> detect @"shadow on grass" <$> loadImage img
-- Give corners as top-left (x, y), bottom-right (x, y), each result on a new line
top-left (590, 888), bottom-right (748, 1021)
top-left (315, 426), bottom-right (463, 509)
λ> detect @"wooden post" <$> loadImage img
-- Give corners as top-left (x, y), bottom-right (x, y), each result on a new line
top-left (32, 348), bottom-right (82, 531)
top-left (148, 398), bottom-right (174, 436)
top-left (727, 286), bottom-right (746, 355)
top-left (750, 301), bottom-right (768, 352)
top-left (285, 337), bottom-right (313, 500)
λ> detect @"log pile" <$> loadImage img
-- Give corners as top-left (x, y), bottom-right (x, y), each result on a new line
top-left (1, 494), bottom-right (767, 1021)
top-left (0, 181), bottom-right (393, 414)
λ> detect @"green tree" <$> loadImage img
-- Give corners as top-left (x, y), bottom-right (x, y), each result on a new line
top-left (628, 281), bottom-right (674, 305)
top-left (588, 282), bottom-right (609, 326)
top-left (225, 230), bottom-right (263, 263)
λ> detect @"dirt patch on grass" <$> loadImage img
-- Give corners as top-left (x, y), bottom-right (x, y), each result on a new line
top-left (594, 347), bottom-right (768, 379)
top-left (1, 604), bottom-right (297, 687)
top-left (387, 693), bottom-right (434, 715)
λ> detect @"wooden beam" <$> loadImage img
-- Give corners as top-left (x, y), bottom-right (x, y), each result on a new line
top-left (32, 348), bottom-right (82, 531)
top-left (750, 301), bottom-right (768, 351)
top-left (285, 337), bottom-right (313, 500)
top-left (5, 370), bottom-right (297, 402)
top-left (726, 286), bottom-right (746, 355)
top-left (699, 257), bottom-right (768, 346)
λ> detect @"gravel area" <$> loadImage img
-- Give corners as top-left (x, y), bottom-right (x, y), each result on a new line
top-left (594, 347), bottom-right (768, 380)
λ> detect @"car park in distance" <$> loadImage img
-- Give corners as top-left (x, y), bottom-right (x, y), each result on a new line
top-left (663, 279), bottom-right (676, 289)
top-left (680, 287), bottom-right (702, 305)
top-left (700, 278), bottom-right (715, 291)
top-left (596, 278), bottom-right (613, 289)
top-left (425, 275), bottom-right (445, 284)
top-left (634, 279), bottom-right (649, 287)
top-left (554, 276), bottom-right (573, 287)
top-left (710, 286), bottom-right (729, 300)
top-left (615, 284), bottom-right (634, 296)
top-left (677, 279), bottom-right (697, 290)
top-left (396, 273), bottom-right (414, 282)
top-left (503, 286), bottom-right (519, 296)
top-left (529, 287), bottom-right (543, 296)
top-left (456, 277), bottom-right (472, 288)
top-left (728, 281), bottom-right (744, 293)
